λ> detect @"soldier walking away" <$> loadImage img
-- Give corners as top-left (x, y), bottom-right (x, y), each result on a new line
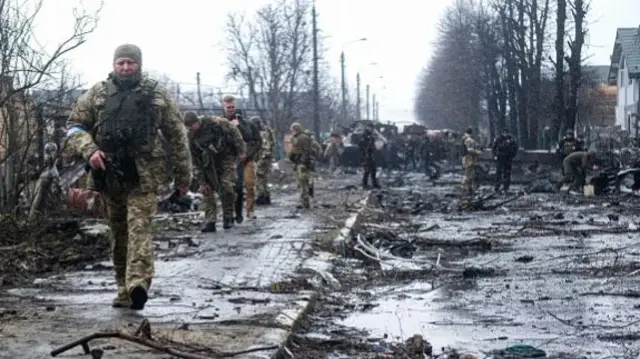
top-left (253, 117), bottom-right (275, 206)
top-left (306, 129), bottom-right (322, 199)
top-left (461, 128), bottom-right (481, 195)
top-left (65, 44), bottom-right (192, 310)
top-left (420, 132), bottom-right (440, 180)
top-left (323, 132), bottom-right (342, 174)
top-left (222, 96), bottom-right (262, 222)
top-left (360, 123), bottom-right (380, 189)
top-left (403, 135), bottom-right (418, 171)
top-left (492, 129), bottom-right (519, 193)
top-left (562, 151), bottom-right (598, 193)
top-left (289, 122), bottom-right (313, 209)
top-left (184, 112), bottom-right (245, 231)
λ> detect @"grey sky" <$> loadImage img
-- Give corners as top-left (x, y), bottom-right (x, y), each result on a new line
top-left (36, 0), bottom-right (640, 126)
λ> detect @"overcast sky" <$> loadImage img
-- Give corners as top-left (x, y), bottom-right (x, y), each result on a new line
top-left (35, 0), bottom-right (640, 126)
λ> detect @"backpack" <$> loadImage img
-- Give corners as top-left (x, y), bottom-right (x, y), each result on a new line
top-left (458, 139), bottom-right (469, 156)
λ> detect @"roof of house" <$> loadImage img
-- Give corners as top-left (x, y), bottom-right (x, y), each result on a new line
top-left (608, 27), bottom-right (640, 84)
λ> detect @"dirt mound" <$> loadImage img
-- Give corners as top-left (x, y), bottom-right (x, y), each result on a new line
top-left (0, 216), bottom-right (111, 286)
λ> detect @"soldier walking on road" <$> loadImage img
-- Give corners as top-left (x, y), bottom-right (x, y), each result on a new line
top-left (360, 123), bottom-right (380, 189)
top-left (289, 122), bottom-right (313, 209)
top-left (461, 128), bottom-right (481, 195)
top-left (184, 112), bottom-right (245, 231)
top-left (491, 129), bottom-right (518, 193)
top-left (65, 44), bottom-right (192, 310)
top-left (253, 117), bottom-right (275, 206)
top-left (324, 133), bottom-right (342, 174)
top-left (306, 129), bottom-right (322, 199)
top-left (221, 96), bottom-right (262, 222)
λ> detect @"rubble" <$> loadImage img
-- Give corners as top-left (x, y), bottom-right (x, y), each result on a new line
top-left (0, 216), bottom-right (111, 286)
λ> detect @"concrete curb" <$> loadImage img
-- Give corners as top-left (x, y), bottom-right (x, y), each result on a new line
top-left (270, 190), bottom-right (375, 358)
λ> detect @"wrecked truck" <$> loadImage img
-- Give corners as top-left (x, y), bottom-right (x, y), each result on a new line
top-left (339, 120), bottom-right (398, 168)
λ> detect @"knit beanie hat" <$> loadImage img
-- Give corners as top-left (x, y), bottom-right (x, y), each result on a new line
top-left (113, 44), bottom-right (142, 66)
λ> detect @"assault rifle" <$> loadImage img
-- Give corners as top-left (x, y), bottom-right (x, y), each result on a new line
top-left (92, 131), bottom-right (140, 192)
top-left (192, 141), bottom-right (220, 192)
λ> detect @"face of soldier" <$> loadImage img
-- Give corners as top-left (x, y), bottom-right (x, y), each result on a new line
top-left (114, 58), bottom-right (139, 77)
top-left (186, 122), bottom-right (201, 133)
top-left (224, 102), bottom-right (236, 118)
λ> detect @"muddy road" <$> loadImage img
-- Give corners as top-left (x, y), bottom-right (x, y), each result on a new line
top-left (291, 172), bottom-right (640, 359)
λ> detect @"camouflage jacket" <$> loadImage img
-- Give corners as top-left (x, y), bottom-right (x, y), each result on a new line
top-left (289, 130), bottom-right (313, 165)
top-left (304, 130), bottom-right (323, 159)
top-left (324, 137), bottom-right (342, 158)
top-left (66, 72), bottom-right (192, 192)
top-left (462, 134), bottom-right (480, 168)
top-left (259, 125), bottom-right (275, 160)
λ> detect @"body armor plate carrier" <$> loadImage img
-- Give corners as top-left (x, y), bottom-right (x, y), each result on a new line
top-left (92, 79), bottom-right (159, 193)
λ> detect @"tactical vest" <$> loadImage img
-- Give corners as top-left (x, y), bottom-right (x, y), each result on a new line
top-left (191, 120), bottom-right (230, 159)
top-left (95, 79), bottom-right (159, 155)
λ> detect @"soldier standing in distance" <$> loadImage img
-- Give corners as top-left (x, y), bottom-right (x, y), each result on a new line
top-left (461, 127), bottom-right (481, 195)
top-left (65, 44), bottom-right (192, 310)
top-left (289, 122), bottom-right (313, 209)
top-left (491, 129), bottom-right (519, 193)
top-left (323, 133), bottom-right (342, 174)
top-left (253, 117), bottom-right (275, 205)
top-left (184, 112), bottom-right (245, 231)
top-left (359, 123), bottom-right (380, 189)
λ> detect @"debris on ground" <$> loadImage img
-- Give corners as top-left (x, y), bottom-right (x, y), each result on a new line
top-left (0, 216), bottom-right (111, 286)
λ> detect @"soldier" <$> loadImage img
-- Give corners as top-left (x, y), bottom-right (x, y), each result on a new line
top-left (359, 123), bottom-right (380, 189)
top-left (305, 129), bottom-right (322, 198)
top-left (562, 151), bottom-right (598, 192)
top-left (403, 135), bottom-right (418, 171)
top-left (323, 132), bottom-right (342, 174)
top-left (461, 127), bottom-right (481, 195)
top-left (289, 122), bottom-right (313, 208)
top-left (65, 44), bottom-right (192, 310)
top-left (491, 129), bottom-right (519, 192)
top-left (420, 132), bottom-right (439, 179)
top-left (253, 117), bottom-right (275, 206)
top-left (221, 96), bottom-right (262, 221)
top-left (557, 130), bottom-right (582, 160)
top-left (184, 112), bottom-right (245, 231)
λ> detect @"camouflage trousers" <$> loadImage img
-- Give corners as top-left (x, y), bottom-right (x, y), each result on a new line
top-left (243, 160), bottom-right (256, 214)
top-left (328, 155), bottom-right (339, 173)
top-left (461, 165), bottom-right (476, 195)
top-left (104, 189), bottom-right (157, 295)
top-left (202, 157), bottom-right (237, 222)
top-left (296, 164), bottom-right (311, 207)
top-left (256, 156), bottom-right (272, 197)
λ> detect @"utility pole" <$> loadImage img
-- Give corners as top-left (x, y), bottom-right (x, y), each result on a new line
top-left (340, 51), bottom-right (346, 125)
top-left (356, 73), bottom-right (361, 122)
top-left (312, 3), bottom-right (320, 139)
top-left (372, 93), bottom-right (376, 121)
top-left (196, 72), bottom-right (204, 114)
top-left (365, 84), bottom-right (370, 121)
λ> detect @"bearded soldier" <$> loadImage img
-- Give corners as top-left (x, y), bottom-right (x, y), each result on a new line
top-left (253, 117), bottom-right (275, 205)
top-left (184, 112), bottom-right (245, 231)
top-left (289, 123), bottom-right (313, 208)
top-left (65, 44), bottom-right (192, 310)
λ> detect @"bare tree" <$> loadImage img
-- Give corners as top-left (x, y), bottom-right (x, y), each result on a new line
top-left (565, 0), bottom-right (588, 132)
top-left (0, 0), bottom-right (101, 212)
top-left (224, 0), bottom-right (315, 137)
top-left (552, 0), bottom-right (566, 139)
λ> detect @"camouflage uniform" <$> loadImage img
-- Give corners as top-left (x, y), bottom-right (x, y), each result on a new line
top-left (289, 123), bottom-right (313, 208)
top-left (323, 135), bottom-right (341, 173)
top-left (187, 114), bottom-right (245, 230)
top-left (461, 131), bottom-right (480, 195)
top-left (562, 151), bottom-right (595, 191)
top-left (255, 122), bottom-right (275, 205)
top-left (359, 126), bottom-right (379, 188)
top-left (66, 50), bottom-right (192, 311)
top-left (305, 129), bottom-right (322, 198)
top-left (232, 115), bottom-right (262, 220)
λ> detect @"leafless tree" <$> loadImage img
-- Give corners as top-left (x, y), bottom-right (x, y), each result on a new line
top-left (552, 0), bottom-right (566, 139)
top-left (0, 0), bottom-right (101, 213)
top-left (565, 0), bottom-right (589, 132)
top-left (224, 0), bottom-right (316, 138)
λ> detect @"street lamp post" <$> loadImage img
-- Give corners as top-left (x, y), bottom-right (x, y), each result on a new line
top-left (365, 84), bottom-right (370, 121)
top-left (356, 72), bottom-right (361, 122)
top-left (340, 38), bottom-right (367, 126)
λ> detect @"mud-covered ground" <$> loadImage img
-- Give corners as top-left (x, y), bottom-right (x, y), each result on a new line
top-left (290, 170), bottom-right (640, 359)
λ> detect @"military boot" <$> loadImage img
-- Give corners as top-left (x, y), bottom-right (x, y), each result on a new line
top-left (265, 195), bottom-right (271, 205)
top-left (223, 217), bottom-right (234, 229)
top-left (256, 195), bottom-right (267, 206)
top-left (129, 286), bottom-right (148, 311)
top-left (201, 222), bottom-right (216, 233)
top-left (112, 286), bottom-right (130, 308)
